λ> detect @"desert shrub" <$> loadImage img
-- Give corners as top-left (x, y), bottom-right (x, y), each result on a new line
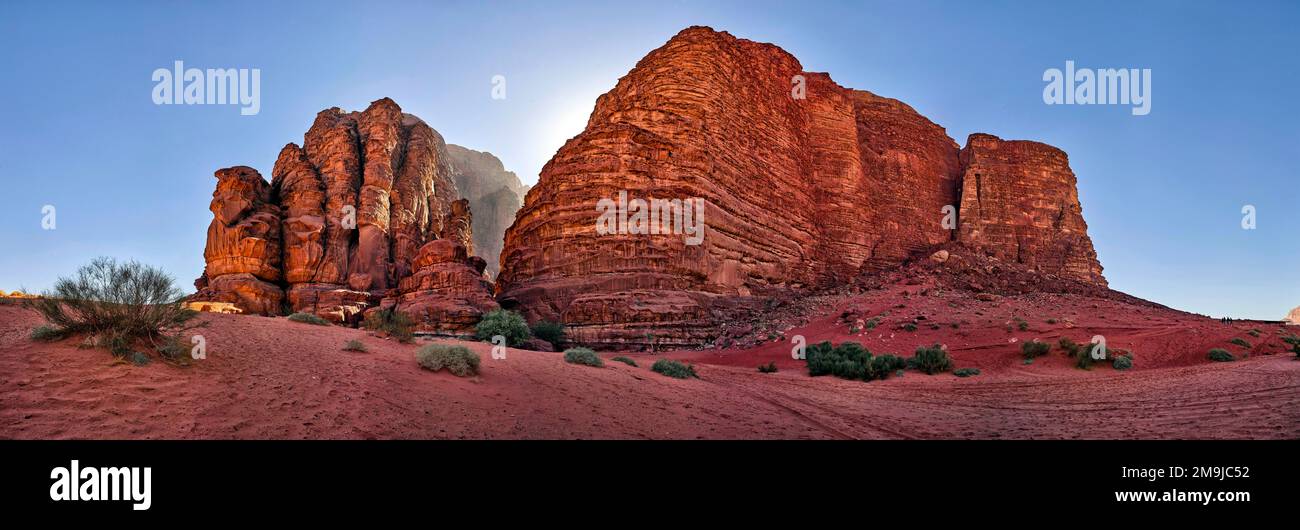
top-left (153, 334), bottom-right (194, 364)
top-left (1046, 318), bottom-right (1058, 324)
top-left (902, 322), bottom-right (918, 332)
top-left (1246, 329), bottom-right (1261, 338)
top-left (758, 362), bottom-right (778, 373)
top-left (1058, 337), bottom-right (1082, 357)
top-left (865, 317), bottom-right (880, 329)
top-left (908, 344), bottom-right (953, 375)
top-left (1228, 338), bottom-right (1252, 349)
top-left (1113, 355), bottom-right (1133, 370)
top-left (27, 257), bottom-right (201, 357)
top-left (611, 356), bottom-right (638, 367)
top-left (563, 347), bottom-right (603, 367)
top-left (288, 312), bottom-right (329, 326)
top-left (954, 367), bottom-right (981, 377)
top-left (1073, 341), bottom-right (1105, 370)
top-left (1015, 317), bottom-right (1029, 331)
top-left (868, 354), bottom-right (906, 380)
top-left (1022, 358), bottom-right (1034, 365)
top-left (1283, 335), bottom-right (1300, 358)
top-left (807, 341), bottom-right (872, 380)
top-left (651, 359), bottom-right (698, 379)
top-left (416, 344), bottom-right (480, 376)
top-left (363, 307), bottom-right (414, 343)
top-left (1021, 340), bottom-right (1050, 359)
top-left (128, 351), bottom-right (151, 366)
top-left (474, 309), bottom-right (530, 346)
top-left (530, 320), bottom-right (565, 346)
top-left (1207, 348), bottom-right (1235, 362)
top-left (30, 324), bottom-right (68, 342)
top-left (343, 339), bottom-right (367, 352)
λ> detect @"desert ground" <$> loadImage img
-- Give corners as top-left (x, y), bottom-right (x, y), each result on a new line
top-left (3, 281), bottom-right (1296, 440)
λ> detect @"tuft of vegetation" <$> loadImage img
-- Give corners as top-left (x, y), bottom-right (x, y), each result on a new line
top-left (1282, 335), bottom-right (1300, 359)
top-left (864, 317), bottom-right (881, 329)
top-left (1207, 348), bottom-right (1235, 362)
top-left (1015, 317), bottom-right (1029, 331)
top-left (416, 344), bottom-right (480, 376)
top-left (651, 359), bottom-right (698, 379)
top-left (1113, 354), bottom-right (1133, 370)
top-left (611, 356), bottom-right (638, 367)
top-left (869, 354), bottom-right (906, 380)
top-left (1228, 338), bottom-right (1252, 349)
top-left (343, 339), bottom-right (367, 352)
top-left (474, 309), bottom-right (530, 346)
top-left (30, 324), bottom-right (69, 342)
top-left (902, 322), bottom-right (918, 332)
top-left (363, 307), bottom-right (414, 343)
top-left (1058, 337), bottom-right (1082, 357)
top-left (563, 347), bottom-right (603, 367)
top-left (1073, 341), bottom-right (1105, 370)
top-left (1046, 318), bottom-right (1058, 325)
top-left (529, 320), bottom-right (566, 346)
top-left (758, 362), bottom-right (778, 373)
top-left (907, 344), bottom-right (953, 375)
top-left (1021, 339), bottom-right (1051, 359)
top-left (1022, 358), bottom-right (1034, 365)
top-left (807, 341), bottom-right (870, 379)
top-left (1246, 329), bottom-right (1261, 338)
top-left (954, 367), bottom-right (981, 377)
top-left (26, 257), bottom-right (203, 362)
top-left (288, 312), bottom-right (330, 326)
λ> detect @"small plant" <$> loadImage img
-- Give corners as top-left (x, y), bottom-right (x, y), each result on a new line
top-left (30, 325), bottom-right (68, 342)
top-left (1020, 339), bottom-right (1050, 359)
top-left (907, 344), bottom-right (953, 375)
top-left (416, 344), bottom-right (480, 376)
top-left (611, 356), bottom-right (638, 367)
top-left (954, 367), bottom-right (980, 377)
top-left (288, 312), bottom-right (330, 326)
top-left (869, 354), bottom-right (906, 380)
top-left (363, 307), bottom-right (415, 343)
top-left (343, 339), bottom-right (367, 352)
top-left (1046, 318), bottom-right (1058, 325)
top-left (1058, 337), bottom-right (1082, 357)
top-left (1015, 317), bottom-right (1029, 331)
top-left (1228, 338), bottom-right (1252, 349)
top-left (902, 322), bottom-right (918, 332)
top-left (1022, 358), bottom-right (1034, 365)
top-left (865, 317), bottom-right (880, 329)
top-left (530, 320), bottom-right (566, 346)
top-left (651, 359), bottom-right (698, 379)
top-left (1207, 348), bottom-right (1235, 362)
top-left (758, 362), bottom-right (778, 373)
top-left (1113, 354), bottom-right (1133, 370)
top-left (1246, 329), bottom-right (1261, 338)
top-left (1282, 335), bottom-right (1300, 359)
top-left (563, 347), bottom-right (603, 367)
top-left (474, 309), bottom-right (530, 346)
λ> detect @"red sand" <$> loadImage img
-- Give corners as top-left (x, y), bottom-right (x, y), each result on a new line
top-left (1, 289), bottom-right (1297, 439)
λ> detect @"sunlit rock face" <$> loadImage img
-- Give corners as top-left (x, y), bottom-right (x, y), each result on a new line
top-left (445, 144), bottom-right (525, 279)
top-left (191, 98), bottom-right (495, 332)
top-left (1286, 306), bottom-right (1300, 325)
top-left (497, 26), bottom-right (1106, 349)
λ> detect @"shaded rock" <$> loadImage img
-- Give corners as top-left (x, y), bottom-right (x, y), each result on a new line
top-left (446, 144), bottom-right (525, 279)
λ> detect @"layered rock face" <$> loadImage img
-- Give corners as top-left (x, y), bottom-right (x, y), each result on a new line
top-left (497, 26), bottom-right (1106, 349)
top-left (1286, 306), bottom-right (1300, 325)
top-left (192, 98), bottom-right (496, 332)
top-left (957, 133), bottom-right (1105, 286)
top-left (445, 144), bottom-right (526, 279)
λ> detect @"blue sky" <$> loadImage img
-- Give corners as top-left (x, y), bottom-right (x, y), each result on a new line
top-left (0, 0), bottom-right (1295, 319)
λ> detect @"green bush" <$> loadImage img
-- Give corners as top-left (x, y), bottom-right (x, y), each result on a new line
top-left (1058, 337), bottom-right (1082, 357)
top-left (1074, 341), bottom-right (1104, 370)
top-left (343, 339), bottom-right (367, 352)
top-left (807, 341), bottom-right (871, 379)
top-left (1046, 318), bottom-right (1058, 324)
top-left (902, 322), bottom-right (918, 332)
top-left (651, 359), bottom-right (698, 379)
top-left (530, 320), bottom-right (566, 346)
top-left (30, 325), bottom-right (68, 342)
top-left (1022, 358), bottom-right (1034, 365)
top-left (864, 317), bottom-right (880, 329)
top-left (1112, 355), bottom-right (1133, 370)
top-left (363, 307), bottom-right (414, 343)
top-left (563, 347), bottom-right (603, 367)
top-left (1015, 318), bottom-right (1029, 331)
top-left (474, 309), bottom-right (530, 346)
top-left (416, 344), bottom-right (480, 376)
top-left (1246, 329), bottom-right (1261, 338)
top-left (1021, 340), bottom-right (1050, 359)
top-left (611, 356), bottom-right (638, 367)
top-left (1207, 348), bottom-right (1235, 362)
top-left (155, 334), bottom-right (192, 363)
top-left (288, 312), bottom-right (330, 326)
top-left (907, 344), bottom-right (953, 375)
top-left (1228, 338), bottom-right (1252, 349)
top-left (758, 362), bottom-right (778, 373)
top-left (1283, 335), bottom-right (1300, 358)
top-left (868, 354), bottom-right (906, 380)
top-left (26, 257), bottom-right (202, 358)
top-left (954, 367), bottom-right (981, 377)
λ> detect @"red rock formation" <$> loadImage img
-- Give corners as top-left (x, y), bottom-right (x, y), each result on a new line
top-left (957, 133), bottom-right (1105, 286)
top-left (497, 26), bottom-right (1106, 349)
top-left (192, 99), bottom-right (494, 333)
top-left (445, 144), bottom-right (525, 279)
top-left (1285, 306), bottom-right (1300, 325)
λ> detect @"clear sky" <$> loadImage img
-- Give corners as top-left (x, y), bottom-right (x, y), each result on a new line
top-left (0, 0), bottom-right (1295, 319)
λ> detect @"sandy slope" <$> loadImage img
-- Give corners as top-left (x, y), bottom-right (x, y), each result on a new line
top-left (1, 297), bottom-right (1297, 439)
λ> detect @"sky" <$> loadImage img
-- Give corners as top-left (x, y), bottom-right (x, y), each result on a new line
top-left (0, 0), bottom-right (1295, 319)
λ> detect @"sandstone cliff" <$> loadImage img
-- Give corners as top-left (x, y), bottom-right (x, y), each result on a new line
top-left (497, 26), bottom-right (1106, 349)
top-left (192, 98), bottom-right (496, 332)
top-left (445, 144), bottom-right (526, 279)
